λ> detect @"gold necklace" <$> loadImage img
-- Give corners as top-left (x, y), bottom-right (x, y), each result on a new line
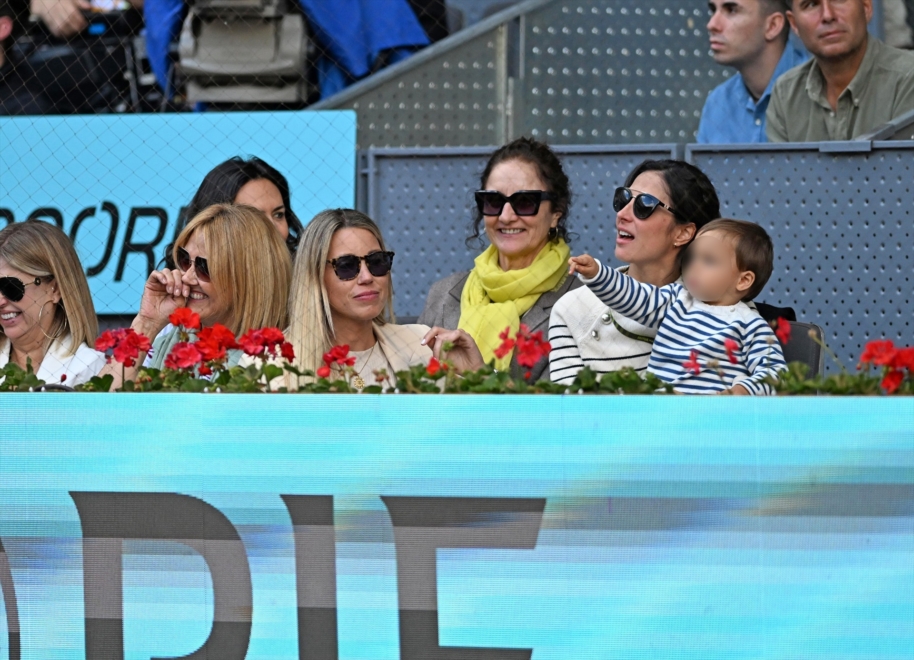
top-left (351, 342), bottom-right (376, 389)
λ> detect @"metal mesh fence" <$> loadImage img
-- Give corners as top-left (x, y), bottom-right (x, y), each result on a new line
top-left (1, 0), bottom-right (910, 391)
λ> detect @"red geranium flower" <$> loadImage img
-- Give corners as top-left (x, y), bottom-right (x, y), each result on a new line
top-left (426, 357), bottom-right (443, 377)
top-left (280, 342), bottom-right (295, 361)
top-left (774, 317), bottom-right (791, 345)
top-left (723, 338), bottom-right (739, 364)
top-left (97, 328), bottom-right (152, 367)
top-left (316, 365), bottom-right (331, 378)
top-left (493, 326), bottom-right (516, 359)
top-left (683, 350), bottom-right (702, 375)
top-left (95, 330), bottom-right (117, 352)
top-left (169, 307), bottom-right (201, 331)
top-left (196, 324), bottom-right (238, 361)
top-left (515, 324), bottom-right (551, 369)
top-left (881, 369), bottom-right (904, 394)
top-left (891, 347), bottom-right (914, 371)
top-left (860, 339), bottom-right (897, 367)
top-left (197, 363), bottom-right (213, 377)
top-left (164, 342), bottom-right (202, 370)
top-left (323, 344), bottom-right (355, 367)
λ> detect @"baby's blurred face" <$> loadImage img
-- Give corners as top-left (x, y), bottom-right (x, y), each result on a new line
top-left (682, 230), bottom-right (746, 305)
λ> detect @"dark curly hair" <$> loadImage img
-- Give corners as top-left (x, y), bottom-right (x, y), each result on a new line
top-left (623, 159), bottom-right (720, 232)
top-left (467, 136), bottom-right (573, 248)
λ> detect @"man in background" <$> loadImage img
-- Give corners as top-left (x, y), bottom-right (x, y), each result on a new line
top-left (697, 0), bottom-right (807, 143)
top-left (767, 0), bottom-right (914, 141)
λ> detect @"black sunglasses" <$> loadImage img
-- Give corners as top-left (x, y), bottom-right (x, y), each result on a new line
top-left (177, 247), bottom-right (211, 282)
top-left (327, 251), bottom-right (395, 281)
top-left (475, 190), bottom-right (556, 217)
top-left (0, 275), bottom-right (53, 303)
top-left (613, 187), bottom-right (677, 220)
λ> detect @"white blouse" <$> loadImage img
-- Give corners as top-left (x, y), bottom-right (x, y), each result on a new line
top-left (0, 335), bottom-right (107, 387)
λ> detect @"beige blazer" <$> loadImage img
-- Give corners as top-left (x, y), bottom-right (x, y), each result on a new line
top-left (245, 322), bottom-right (433, 391)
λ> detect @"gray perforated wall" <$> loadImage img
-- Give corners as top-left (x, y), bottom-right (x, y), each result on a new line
top-left (366, 145), bottom-right (678, 317)
top-left (317, 0), bottom-right (731, 147)
top-left (520, 2), bottom-right (726, 143)
top-left (690, 141), bottom-right (913, 372)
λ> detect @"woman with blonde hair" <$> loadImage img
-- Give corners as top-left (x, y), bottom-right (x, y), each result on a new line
top-left (106, 204), bottom-right (292, 385)
top-left (286, 208), bottom-right (484, 389)
top-left (0, 220), bottom-right (106, 385)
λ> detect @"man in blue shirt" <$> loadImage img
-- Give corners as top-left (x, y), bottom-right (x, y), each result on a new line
top-left (697, 0), bottom-right (808, 143)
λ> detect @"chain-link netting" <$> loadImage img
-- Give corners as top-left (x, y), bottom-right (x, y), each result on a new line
top-left (1, 0), bottom-right (912, 390)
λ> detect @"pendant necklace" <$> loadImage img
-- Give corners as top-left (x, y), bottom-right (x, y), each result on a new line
top-left (352, 342), bottom-right (376, 389)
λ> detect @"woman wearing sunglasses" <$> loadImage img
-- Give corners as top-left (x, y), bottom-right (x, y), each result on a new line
top-left (0, 220), bottom-right (106, 386)
top-left (418, 137), bottom-right (580, 381)
top-left (548, 159), bottom-right (721, 385)
top-left (103, 204), bottom-right (292, 386)
top-left (284, 208), bottom-right (484, 389)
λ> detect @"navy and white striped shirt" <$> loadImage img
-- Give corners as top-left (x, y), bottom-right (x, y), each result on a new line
top-left (582, 262), bottom-right (787, 394)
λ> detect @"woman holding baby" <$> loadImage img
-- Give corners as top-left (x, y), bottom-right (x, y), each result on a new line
top-left (549, 160), bottom-right (718, 384)
top-left (549, 159), bottom-right (786, 394)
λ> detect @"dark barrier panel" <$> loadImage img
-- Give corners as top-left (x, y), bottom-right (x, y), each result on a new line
top-left (689, 141), bottom-right (914, 371)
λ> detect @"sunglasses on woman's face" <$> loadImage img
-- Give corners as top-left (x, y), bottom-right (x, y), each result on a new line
top-left (475, 190), bottom-right (556, 217)
top-left (0, 275), bottom-right (52, 303)
top-left (327, 251), bottom-right (395, 281)
top-left (177, 247), bottom-right (211, 282)
top-left (613, 186), bottom-right (677, 220)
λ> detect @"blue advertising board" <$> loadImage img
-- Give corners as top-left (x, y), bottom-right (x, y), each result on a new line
top-left (0, 112), bottom-right (356, 314)
top-left (0, 395), bottom-right (912, 659)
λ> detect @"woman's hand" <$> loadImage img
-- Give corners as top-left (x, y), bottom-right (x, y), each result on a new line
top-left (569, 254), bottom-right (599, 279)
top-left (134, 268), bottom-right (187, 338)
top-left (421, 327), bottom-right (486, 373)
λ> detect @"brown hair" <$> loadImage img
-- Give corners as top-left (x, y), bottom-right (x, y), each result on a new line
top-left (469, 136), bottom-right (573, 247)
top-left (0, 220), bottom-right (98, 355)
top-left (697, 218), bottom-right (774, 301)
top-left (173, 204), bottom-right (291, 336)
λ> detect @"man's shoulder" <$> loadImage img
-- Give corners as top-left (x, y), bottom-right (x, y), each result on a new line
top-left (871, 39), bottom-right (914, 77)
top-left (704, 73), bottom-right (745, 106)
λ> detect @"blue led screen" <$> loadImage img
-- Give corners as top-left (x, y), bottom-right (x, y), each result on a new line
top-left (0, 395), bottom-right (912, 659)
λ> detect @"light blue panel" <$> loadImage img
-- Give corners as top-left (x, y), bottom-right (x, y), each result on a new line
top-left (0, 112), bottom-right (356, 314)
top-left (0, 395), bottom-right (911, 659)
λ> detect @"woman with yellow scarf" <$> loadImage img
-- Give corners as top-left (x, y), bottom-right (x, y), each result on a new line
top-left (418, 137), bottom-right (580, 381)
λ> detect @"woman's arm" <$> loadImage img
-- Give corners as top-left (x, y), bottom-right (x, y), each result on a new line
top-left (100, 269), bottom-right (186, 389)
top-left (582, 261), bottom-right (680, 329)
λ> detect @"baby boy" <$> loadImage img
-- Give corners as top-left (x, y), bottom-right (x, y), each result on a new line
top-left (570, 218), bottom-right (787, 394)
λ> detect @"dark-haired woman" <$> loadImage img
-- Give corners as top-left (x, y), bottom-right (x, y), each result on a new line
top-left (418, 137), bottom-right (580, 382)
top-left (548, 159), bottom-right (721, 385)
top-left (163, 156), bottom-right (304, 267)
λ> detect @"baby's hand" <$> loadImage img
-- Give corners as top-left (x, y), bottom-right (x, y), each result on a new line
top-left (569, 254), bottom-right (599, 279)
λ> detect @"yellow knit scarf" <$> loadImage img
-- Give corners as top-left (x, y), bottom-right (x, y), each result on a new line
top-left (458, 240), bottom-right (570, 369)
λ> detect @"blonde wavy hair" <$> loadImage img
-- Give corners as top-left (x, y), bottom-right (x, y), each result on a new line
top-left (174, 204), bottom-right (292, 336)
top-left (0, 220), bottom-right (97, 356)
top-left (286, 209), bottom-right (394, 380)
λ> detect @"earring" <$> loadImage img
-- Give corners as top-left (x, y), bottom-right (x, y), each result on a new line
top-left (37, 300), bottom-right (64, 341)
top-left (548, 226), bottom-right (558, 240)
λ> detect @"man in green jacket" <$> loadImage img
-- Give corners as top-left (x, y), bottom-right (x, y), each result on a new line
top-left (766, 0), bottom-right (914, 141)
